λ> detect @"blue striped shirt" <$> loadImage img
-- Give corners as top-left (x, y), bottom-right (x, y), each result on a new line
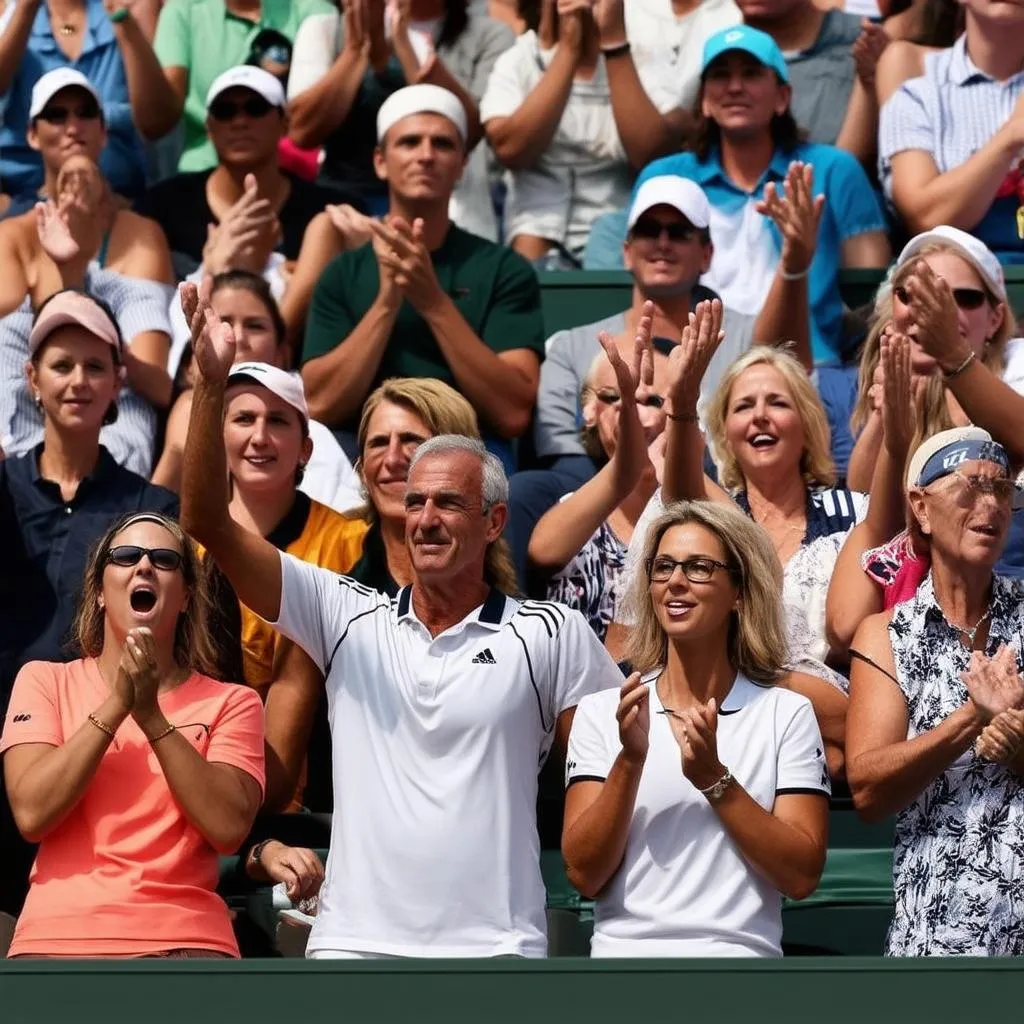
top-left (879, 37), bottom-right (1024, 260)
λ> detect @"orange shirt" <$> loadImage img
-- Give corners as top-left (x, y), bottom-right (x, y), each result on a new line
top-left (0, 658), bottom-right (265, 958)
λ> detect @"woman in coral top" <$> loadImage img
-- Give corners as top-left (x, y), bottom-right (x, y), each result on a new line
top-left (0, 510), bottom-right (265, 958)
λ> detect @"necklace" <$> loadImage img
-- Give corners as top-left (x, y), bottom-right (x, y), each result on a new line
top-left (58, 20), bottom-right (79, 35)
top-left (943, 606), bottom-right (991, 646)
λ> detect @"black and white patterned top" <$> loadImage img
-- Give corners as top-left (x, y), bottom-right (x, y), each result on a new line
top-left (546, 518), bottom-right (628, 643)
top-left (886, 572), bottom-right (1024, 956)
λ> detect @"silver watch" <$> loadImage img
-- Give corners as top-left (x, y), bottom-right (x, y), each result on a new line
top-left (699, 768), bottom-right (734, 803)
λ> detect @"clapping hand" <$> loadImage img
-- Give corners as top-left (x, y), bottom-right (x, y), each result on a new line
top-left (879, 326), bottom-right (916, 460)
top-left (664, 698), bottom-right (726, 791)
top-left (122, 627), bottom-right (161, 726)
top-left (899, 260), bottom-right (973, 374)
top-left (852, 19), bottom-right (889, 90)
top-left (342, 0), bottom-right (371, 60)
top-left (204, 173), bottom-right (276, 274)
top-left (556, 0), bottom-right (593, 57)
top-left (181, 276), bottom-right (237, 384)
top-left (616, 672), bottom-right (650, 765)
top-left (976, 707), bottom-right (1024, 764)
top-left (755, 161), bottom-right (824, 279)
top-left (666, 297), bottom-right (724, 418)
top-left (369, 216), bottom-right (444, 311)
top-left (962, 646), bottom-right (1024, 724)
top-left (36, 198), bottom-right (81, 266)
top-left (326, 202), bottom-right (374, 251)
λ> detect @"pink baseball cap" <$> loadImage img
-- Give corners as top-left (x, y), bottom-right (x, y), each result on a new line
top-left (29, 290), bottom-right (124, 358)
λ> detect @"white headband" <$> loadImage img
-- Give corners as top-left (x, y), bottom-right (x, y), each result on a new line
top-left (376, 84), bottom-right (467, 143)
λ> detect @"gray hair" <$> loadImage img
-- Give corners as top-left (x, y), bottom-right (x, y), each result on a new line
top-left (408, 434), bottom-right (509, 511)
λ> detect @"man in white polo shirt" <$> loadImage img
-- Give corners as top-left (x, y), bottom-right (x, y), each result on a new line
top-left (180, 280), bottom-right (623, 957)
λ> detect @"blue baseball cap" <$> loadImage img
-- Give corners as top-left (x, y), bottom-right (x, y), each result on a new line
top-left (701, 26), bottom-right (790, 84)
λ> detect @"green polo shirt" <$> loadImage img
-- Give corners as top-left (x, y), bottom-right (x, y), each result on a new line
top-left (303, 225), bottom-right (545, 429)
top-left (155, 0), bottom-right (333, 173)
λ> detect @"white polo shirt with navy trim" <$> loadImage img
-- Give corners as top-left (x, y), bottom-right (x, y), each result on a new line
top-left (566, 670), bottom-right (830, 958)
top-left (269, 551), bottom-right (623, 958)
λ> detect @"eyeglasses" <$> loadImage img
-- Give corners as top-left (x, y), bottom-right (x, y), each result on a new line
top-left (929, 472), bottom-right (1016, 504)
top-left (106, 545), bottom-right (184, 571)
top-left (630, 218), bottom-right (698, 243)
top-left (894, 284), bottom-right (988, 311)
top-left (647, 555), bottom-right (734, 583)
top-left (208, 96), bottom-right (276, 122)
top-left (36, 98), bottom-right (101, 125)
top-left (594, 388), bottom-right (666, 410)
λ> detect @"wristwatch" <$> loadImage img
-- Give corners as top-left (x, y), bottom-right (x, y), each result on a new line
top-left (247, 838), bottom-right (273, 873)
top-left (699, 768), bottom-right (734, 804)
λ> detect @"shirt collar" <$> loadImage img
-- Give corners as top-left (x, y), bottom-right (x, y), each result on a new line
top-left (28, 443), bottom-right (117, 487)
top-left (718, 672), bottom-right (770, 714)
top-left (698, 144), bottom-right (794, 190)
top-left (395, 585), bottom-right (509, 632)
top-left (949, 35), bottom-right (994, 86)
top-left (917, 570), bottom-right (1019, 637)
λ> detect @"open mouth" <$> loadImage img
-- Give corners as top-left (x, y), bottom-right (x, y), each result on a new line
top-left (749, 432), bottom-right (778, 450)
top-left (129, 586), bottom-right (157, 613)
top-left (970, 524), bottom-right (998, 537)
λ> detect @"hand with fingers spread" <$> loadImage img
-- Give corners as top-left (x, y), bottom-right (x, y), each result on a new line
top-left (369, 216), bottom-right (444, 312)
top-left (616, 672), bottom-right (650, 765)
top-left (665, 297), bottom-right (725, 418)
top-left (852, 19), bottom-right (889, 90)
top-left (976, 707), bottom-right (1024, 764)
top-left (181, 276), bottom-right (237, 384)
top-left (664, 698), bottom-right (726, 791)
top-left (326, 202), bottom-right (375, 251)
top-left (35, 198), bottom-right (82, 266)
top-left (755, 161), bottom-right (824, 279)
top-left (255, 841), bottom-right (326, 902)
top-left (879, 326), bottom-right (915, 460)
top-left (962, 646), bottom-right (1024, 724)
top-left (388, 0), bottom-right (421, 80)
top-left (597, 299), bottom-right (655, 495)
top-left (899, 260), bottom-right (973, 374)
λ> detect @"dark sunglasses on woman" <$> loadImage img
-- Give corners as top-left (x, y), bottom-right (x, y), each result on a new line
top-left (894, 284), bottom-right (988, 311)
top-left (36, 98), bottom-right (102, 125)
top-left (106, 545), bottom-right (183, 572)
top-left (208, 96), bottom-right (276, 122)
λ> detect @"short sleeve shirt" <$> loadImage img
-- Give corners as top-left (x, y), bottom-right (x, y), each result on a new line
top-left (634, 143), bottom-right (887, 365)
top-left (154, 0), bottom-right (334, 174)
top-left (566, 672), bottom-right (829, 957)
top-left (0, 659), bottom-right (265, 957)
top-left (302, 225), bottom-right (545, 431)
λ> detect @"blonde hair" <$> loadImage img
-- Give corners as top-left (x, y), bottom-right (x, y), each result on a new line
top-left (706, 347), bottom-right (835, 492)
top-left (626, 501), bottom-right (789, 684)
top-left (579, 350), bottom-right (611, 461)
top-left (73, 512), bottom-right (225, 678)
top-left (851, 243), bottom-right (1011, 445)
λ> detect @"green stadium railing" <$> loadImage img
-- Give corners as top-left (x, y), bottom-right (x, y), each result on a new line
top-left (3, 957), bottom-right (1024, 1024)
top-left (537, 268), bottom-right (1024, 339)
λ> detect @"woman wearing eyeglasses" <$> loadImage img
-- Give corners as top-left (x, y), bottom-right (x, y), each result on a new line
top-left (563, 500), bottom-right (830, 957)
top-left (0, 510), bottom-right (266, 959)
top-left (529, 304), bottom-right (666, 648)
top-left (846, 429), bottom-right (1024, 956)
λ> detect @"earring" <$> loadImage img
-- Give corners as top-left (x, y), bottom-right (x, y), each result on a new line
top-left (33, 392), bottom-right (42, 412)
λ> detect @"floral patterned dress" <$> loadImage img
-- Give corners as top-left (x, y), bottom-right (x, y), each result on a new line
top-left (885, 573), bottom-right (1024, 956)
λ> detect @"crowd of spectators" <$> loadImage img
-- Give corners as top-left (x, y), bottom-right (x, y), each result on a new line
top-left (0, 0), bottom-right (1023, 962)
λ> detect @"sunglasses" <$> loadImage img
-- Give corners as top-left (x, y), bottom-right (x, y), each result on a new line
top-left (208, 95), bottom-right (276, 122)
top-left (595, 388), bottom-right (666, 409)
top-left (36, 98), bottom-right (102, 125)
top-left (630, 218), bottom-right (698, 243)
top-left (894, 284), bottom-right (988, 311)
top-left (106, 545), bottom-right (184, 572)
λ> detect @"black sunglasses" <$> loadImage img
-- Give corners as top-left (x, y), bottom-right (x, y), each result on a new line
top-left (36, 98), bottom-right (102, 125)
top-left (894, 284), bottom-right (988, 311)
top-left (106, 545), bottom-right (183, 572)
top-left (630, 217), bottom-right (698, 243)
top-left (595, 388), bottom-right (666, 409)
top-left (208, 95), bottom-right (276, 122)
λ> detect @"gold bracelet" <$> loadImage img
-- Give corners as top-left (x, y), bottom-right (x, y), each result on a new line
top-left (88, 712), bottom-right (116, 738)
top-left (942, 350), bottom-right (976, 380)
top-left (148, 723), bottom-right (176, 744)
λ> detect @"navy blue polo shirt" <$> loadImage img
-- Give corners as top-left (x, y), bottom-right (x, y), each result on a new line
top-left (0, 446), bottom-right (178, 715)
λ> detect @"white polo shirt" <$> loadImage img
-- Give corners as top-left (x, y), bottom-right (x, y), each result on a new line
top-left (269, 552), bottom-right (623, 957)
top-left (567, 670), bottom-right (830, 958)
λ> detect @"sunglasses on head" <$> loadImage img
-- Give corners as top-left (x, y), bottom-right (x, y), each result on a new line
top-left (106, 545), bottom-right (183, 572)
top-left (630, 217), bottom-right (698, 243)
top-left (894, 284), bottom-right (988, 311)
top-left (36, 98), bottom-right (102, 125)
top-left (208, 95), bottom-right (276, 122)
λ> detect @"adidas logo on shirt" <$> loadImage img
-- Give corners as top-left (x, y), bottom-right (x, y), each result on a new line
top-left (472, 648), bottom-right (496, 665)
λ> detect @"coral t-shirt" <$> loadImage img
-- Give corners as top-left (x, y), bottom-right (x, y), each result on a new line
top-left (0, 659), bottom-right (265, 958)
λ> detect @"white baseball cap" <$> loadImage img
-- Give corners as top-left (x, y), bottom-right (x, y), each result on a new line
top-left (206, 66), bottom-right (285, 111)
top-left (376, 84), bottom-right (467, 143)
top-left (896, 226), bottom-right (1006, 304)
top-left (627, 176), bottom-right (711, 231)
top-left (227, 362), bottom-right (308, 423)
top-left (30, 68), bottom-right (101, 120)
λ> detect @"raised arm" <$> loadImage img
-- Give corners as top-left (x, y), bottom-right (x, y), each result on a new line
top-left (528, 304), bottom-right (654, 573)
top-left (661, 299), bottom-right (732, 505)
top-left (0, 0), bottom-right (41, 97)
top-left (179, 278), bottom-right (284, 622)
top-left (834, 21), bottom-right (890, 167)
top-left (753, 161), bottom-right (823, 371)
top-left (827, 330), bottom-right (915, 659)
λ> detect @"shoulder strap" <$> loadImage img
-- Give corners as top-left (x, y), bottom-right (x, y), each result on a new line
top-left (848, 648), bottom-right (900, 686)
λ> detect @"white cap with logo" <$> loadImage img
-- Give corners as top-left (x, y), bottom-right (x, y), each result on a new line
top-left (206, 65), bottom-right (286, 111)
top-left (30, 68), bottom-right (101, 120)
top-left (627, 176), bottom-right (711, 232)
top-left (896, 225), bottom-right (1006, 304)
top-left (227, 362), bottom-right (308, 423)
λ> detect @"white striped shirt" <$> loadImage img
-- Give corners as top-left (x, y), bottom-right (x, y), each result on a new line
top-left (0, 267), bottom-right (174, 477)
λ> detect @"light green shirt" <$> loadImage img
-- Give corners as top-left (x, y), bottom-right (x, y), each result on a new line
top-left (155, 0), bottom-right (333, 173)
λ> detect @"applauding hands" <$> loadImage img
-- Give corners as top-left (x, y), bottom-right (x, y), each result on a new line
top-left (665, 298), bottom-right (725, 421)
